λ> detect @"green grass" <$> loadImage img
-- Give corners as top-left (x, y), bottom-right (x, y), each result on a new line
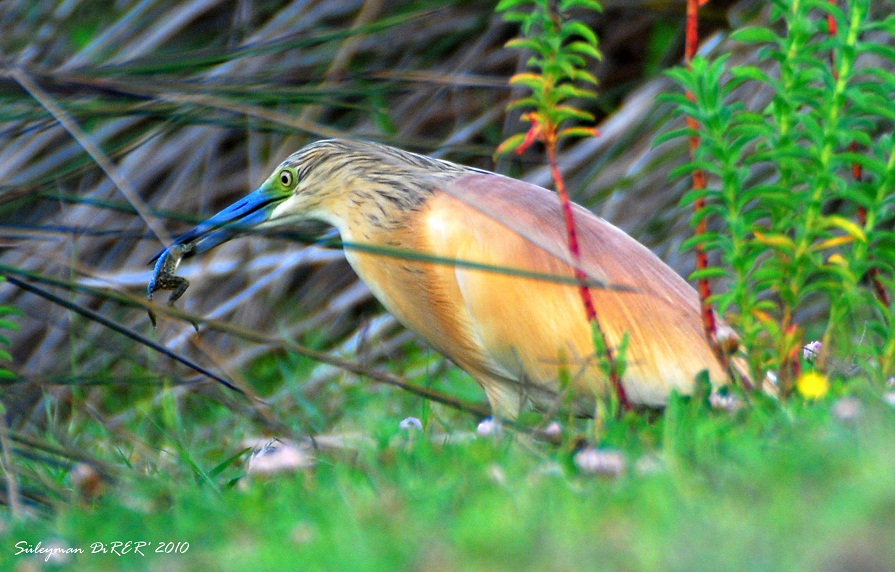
top-left (3, 376), bottom-right (895, 571)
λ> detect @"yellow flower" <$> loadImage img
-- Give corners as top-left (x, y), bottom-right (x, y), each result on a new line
top-left (797, 371), bottom-right (829, 399)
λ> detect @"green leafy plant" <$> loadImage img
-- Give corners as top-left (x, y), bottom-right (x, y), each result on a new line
top-left (0, 278), bottom-right (20, 383)
top-left (496, 0), bottom-right (631, 411)
top-left (495, 0), bottom-right (603, 156)
top-left (663, 0), bottom-right (895, 394)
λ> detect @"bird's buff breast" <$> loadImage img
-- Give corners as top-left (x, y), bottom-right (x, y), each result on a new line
top-left (339, 225), bottom-right (493, 378)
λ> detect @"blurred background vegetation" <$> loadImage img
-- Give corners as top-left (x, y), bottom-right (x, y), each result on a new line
top-left (5, 1), bottom-right (895, 570)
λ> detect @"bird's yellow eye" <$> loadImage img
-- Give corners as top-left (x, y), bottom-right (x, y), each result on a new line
top-left (279, 169), bottom-right (295, 188)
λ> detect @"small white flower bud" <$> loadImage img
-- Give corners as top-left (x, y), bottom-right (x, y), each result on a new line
top-left (246, 439), bottom-right (313, 476)
top-left (574, 447), bottom-right (626, 478)
top-left (399, 416), bottom-right (423, 431)
top-left (710, 392), bottom-right (745, 413)
top-left (803, 341), bottom-right (822, 362)
top-left (542, 421), bottom-right (562, 442)
top-left (832, 397), bottom-right (862, 422)
top-left (476, 417), bottom-right (503, 437)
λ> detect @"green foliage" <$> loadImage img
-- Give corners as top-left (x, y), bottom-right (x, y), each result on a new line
top-left (0, 278), bottom-right (21, 382)
top-left (663, 0), bottom-right (895, 391)
top-left (496, 0), bottom-right (603, 154)
top-left (6, 390), bottom-right (895, 569)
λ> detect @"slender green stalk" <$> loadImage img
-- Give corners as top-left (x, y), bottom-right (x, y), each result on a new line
top-left (496, 0), bottom-right (629, 408)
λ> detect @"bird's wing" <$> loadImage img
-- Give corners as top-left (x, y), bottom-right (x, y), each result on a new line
top-left (440, 172), bottom-right (699, 307)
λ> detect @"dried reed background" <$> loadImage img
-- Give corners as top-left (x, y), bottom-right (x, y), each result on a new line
top-left (0, 0), bottom-right (843, 505)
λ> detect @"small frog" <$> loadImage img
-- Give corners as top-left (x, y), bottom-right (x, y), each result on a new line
top-left (147, 242), bottom-right (195, 328)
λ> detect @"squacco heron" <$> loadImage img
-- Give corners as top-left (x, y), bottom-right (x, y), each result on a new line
top-left (148, 139), bottom-right (730, 419)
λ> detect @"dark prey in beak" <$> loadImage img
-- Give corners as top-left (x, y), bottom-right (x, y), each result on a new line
top-left (146, 188), bottom-right (282, 327)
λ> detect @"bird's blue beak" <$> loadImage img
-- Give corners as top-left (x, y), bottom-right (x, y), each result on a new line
top-left (149, 185), bottom-right (287, 264)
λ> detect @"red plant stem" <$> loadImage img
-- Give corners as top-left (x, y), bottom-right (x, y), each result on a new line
top-left (547, 142), bottom-right (630, 409)
top-left (852, 145), bottom-right (891, 306)
top-left (783, 324), bottom-right (803, 389)
top-left (826, 10), bottom-right (838, 39)
top-left (685, 0), bottom-right (701, 64)
top-left (686, 114), bottom-right (720, 343)
top-left (684, 0), bottom-right (729, 370)
top-left (869, 270), bottom-right (890, 306)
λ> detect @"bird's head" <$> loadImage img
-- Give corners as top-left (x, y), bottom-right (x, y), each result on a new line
top-left (156, 141), bottom-right (355, 260)
top-left (155, 139), bottom-right (461, 261)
